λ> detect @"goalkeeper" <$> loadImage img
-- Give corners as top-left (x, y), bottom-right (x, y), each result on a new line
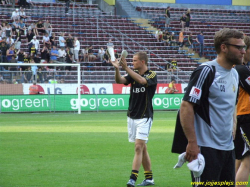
top-left (110, 51), bottom-right (157, 187)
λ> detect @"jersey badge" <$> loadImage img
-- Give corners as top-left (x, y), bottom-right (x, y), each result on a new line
top-left (233, 84), bottom-right (236, 93)
top-left (189, 86), bottom-right (202, 99)
top-left (245, 76), bottom-right (250, 85)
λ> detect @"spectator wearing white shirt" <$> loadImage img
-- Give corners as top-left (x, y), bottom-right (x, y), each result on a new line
top-left (73, 37), bottom-right (80, 63)
top-left (58, 46), bottom-right (66, 62)
top-left (155, 28), bottom-right (163, 42)
top-left (28, 36), bottom-right (39, 53)
top-left (1, 22), bottom-right (7, 38)
top-left (43, 33), bottom-right (51, 47)
top-left (6, 36), bottom-right (14, 47)
top-left (98, 47), bottom-right (105, 61)
top-left (5, 24), bottom-right (12, 38)
top-left (11, 9), bottom-right (20, 22)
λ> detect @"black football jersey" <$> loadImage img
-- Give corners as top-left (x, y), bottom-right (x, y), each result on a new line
top-left (124, 70), bottom-right (157, 119)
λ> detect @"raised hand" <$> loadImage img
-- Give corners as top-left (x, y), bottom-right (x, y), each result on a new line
top-left (119, 57), bottom-right (128, 69)
top-left (110, 58), bottom-right (119, 69)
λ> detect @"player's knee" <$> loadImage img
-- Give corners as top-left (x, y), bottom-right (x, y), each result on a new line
top-left (243, 155), bottom-right (250, 171)
top-left (134, 143), bottom-right (144, 153)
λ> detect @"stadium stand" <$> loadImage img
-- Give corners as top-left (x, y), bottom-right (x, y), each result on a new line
top-left (140, 6), bottom-right (250, 60)
top-left (0, 2), bottom-right (249, 84)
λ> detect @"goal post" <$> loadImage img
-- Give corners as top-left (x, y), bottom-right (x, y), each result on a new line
top-left (0, 63), bottom-right (81, 114)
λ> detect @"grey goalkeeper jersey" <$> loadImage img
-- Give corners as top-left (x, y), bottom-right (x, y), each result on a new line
top-left (183, 59), bottom-right (239, 150)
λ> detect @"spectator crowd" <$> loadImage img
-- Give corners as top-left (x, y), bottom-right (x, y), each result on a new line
top-left (0, 7), bottom-right (114, 84)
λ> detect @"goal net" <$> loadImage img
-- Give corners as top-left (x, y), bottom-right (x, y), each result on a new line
top-left (0, 63), bottom-right (81, 114)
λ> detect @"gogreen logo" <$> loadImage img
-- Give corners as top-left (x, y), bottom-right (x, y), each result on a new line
top-left (70, 97), bottom-right (125, 110)
top-left (0, 94), bottom-right (183, 112)
top-left (153, 96), bottom-right (181, 109)
top-left (1, 98), bottom-right (49, 111)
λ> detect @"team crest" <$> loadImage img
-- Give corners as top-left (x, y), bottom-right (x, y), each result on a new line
top-left (189, 86), bottom-right (202, 99)
top-left (245, 76), bottom-right (250, 85)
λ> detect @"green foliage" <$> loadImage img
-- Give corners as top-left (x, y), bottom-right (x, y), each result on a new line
top-left (0, 111), bottom-right (192, 187)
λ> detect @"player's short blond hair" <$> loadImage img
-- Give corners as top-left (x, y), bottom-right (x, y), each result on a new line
top-left (134, 51), bottom-right (148, 65)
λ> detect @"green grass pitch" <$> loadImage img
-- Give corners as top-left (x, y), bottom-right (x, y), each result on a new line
top-left (0, 111), bottom-right (210, 186)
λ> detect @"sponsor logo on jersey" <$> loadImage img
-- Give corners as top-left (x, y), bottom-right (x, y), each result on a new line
top-left (245, 76), bottom-right (250, 85)
top-left (218, 79), bottom-right (227, 84)
top-left (133, 87), bottom-right (146, 93)
top-left (189, 86), bottom-right (202, 99)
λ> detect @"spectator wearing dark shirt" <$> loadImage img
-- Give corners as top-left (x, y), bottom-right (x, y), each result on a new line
top-left (162, 31), bottom-right (170, 46)
top-left (180, 13), bottom-right (186, 32)
top-left (17, 50), bottom-right (24, 71)
top-left (50, 33), bottom-right (56, 47)
top-left (26, 29), bottom-right (34, 52)
top-left (9, 55), bottom-right (18, 71)
top-left (65, 47), bottom-right (73, 73)
top-left (24, 66), bottom-right (33, 83)
top-left (40, 45), bottom-right (50, 63)
top-left (66, 33), bottom-right (74, 54)
top-left (65, 0), bottom-right (70, 14)
top-left (0, 51), bottom-right (4, 71)
top-left (102, 50), bottom-right (110, 66)
top-left (168, 32), bottom-right (177, 46)
top-left (165, 6), bottom-right (171, 28)
top-left (185, 9), bottom-right (191, 32)
top-left (37, 67), bottom-right (44, 83)
top-left (88, 45), bottom-right (96, 62)
top-left (36, 20), bottom-right (45, 36)
top-left (196, 31), bottom-right (204, 57)
top-left (0, 42), bottom-right (8, 62)
top-left (22, 52), bottom-right (30, 71)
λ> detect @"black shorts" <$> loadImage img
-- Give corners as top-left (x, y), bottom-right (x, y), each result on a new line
top-left (191, 147), bottom-right (235, 187)
top-left (234, 114), bottom-right (250, 160)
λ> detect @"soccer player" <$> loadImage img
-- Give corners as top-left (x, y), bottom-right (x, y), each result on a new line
top-left (176, 28), bottom-right (245, 185)
top-left (234, 35), bottom-right (250, 187)
top-left (110, 52), bottom-right (157, 187)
